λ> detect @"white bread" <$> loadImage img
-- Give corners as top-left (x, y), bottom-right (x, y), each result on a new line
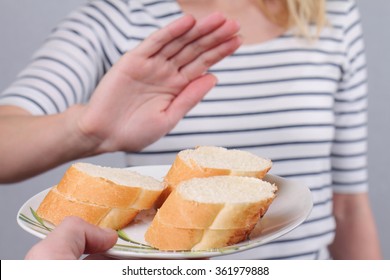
top-left (145, 176), bottom-right (277, 250)
top-left (37, 162), bottom-right (165, 230)
top-left (37, 187), bottom-right (139, 230)
top-left (56, 162), bottom-right (164, 210)
top-left (157, 146), bottom-right (272, 207)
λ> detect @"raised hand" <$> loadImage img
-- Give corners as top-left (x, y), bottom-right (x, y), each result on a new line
top-left (77, 13), bottom-right (241, 152)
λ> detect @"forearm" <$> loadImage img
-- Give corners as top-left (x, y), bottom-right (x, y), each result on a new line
top-left (0, 105), bottom-right (101, 183)
top-left (329, 193), bottom-right (382, 259)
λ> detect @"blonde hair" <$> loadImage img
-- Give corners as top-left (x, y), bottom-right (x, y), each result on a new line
top-left (258, 0), bottom-right (327, 38)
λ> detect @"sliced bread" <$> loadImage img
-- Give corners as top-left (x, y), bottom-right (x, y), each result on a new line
top-left (37, 186), bottom-right (139, 230)
top-left (157, 146), bottom-right (272, 206)
top-left (145, 212), bottom-right (255, 251)
top-left (145, 176), bottom-right (277, 250)
top-left (37, 162), bottom-right (165, 230)
top-left (56, 162), bottom-right (164, 210)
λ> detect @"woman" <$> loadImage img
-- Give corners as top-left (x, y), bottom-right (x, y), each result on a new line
top-left (0, 0), bottom-right (381, 259)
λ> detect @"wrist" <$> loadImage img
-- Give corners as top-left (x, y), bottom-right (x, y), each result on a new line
top-left (64, 105), bottom-right (107, 156)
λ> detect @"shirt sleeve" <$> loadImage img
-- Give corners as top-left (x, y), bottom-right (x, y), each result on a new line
top-left (331, 0), bottom-right (369, 193)
top-left (0, 3), bottom-right (107, 115)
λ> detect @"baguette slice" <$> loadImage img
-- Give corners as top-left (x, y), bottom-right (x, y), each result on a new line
top-left (145, 213), bottom-right (254, 251)
top-left (157, 176), bottom-right (276, 229)
top-left (37, 187), bottom-right (139, 230)
top-left (56, 162), bottom-right (164, 210)
top-left (145, 176), bottom-right (277, 250)
top-left (157, 146), bottom-right (272, 207)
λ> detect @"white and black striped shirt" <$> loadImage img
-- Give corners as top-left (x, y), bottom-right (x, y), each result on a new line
top-left (0, 0), bottom-right (368, 259)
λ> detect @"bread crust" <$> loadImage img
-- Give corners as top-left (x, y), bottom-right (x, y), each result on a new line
top-left (37, 163), bottom-right (166, 230)
top-left (156, 188), bottom-right (275, 229)
top-left (144, 213), bottom-right (254, 250)
top-left (57, 165), bottom-right (145, 209)
top-left (193, 226), bottom-right (253, 251)
top-left (144, 213), bottom-right (203, 250)
top-left (156, 191), bottom-right (224, 229)
top-left (132, 188), bottom-right (165, 210)
top-left (37, 187), bottom-right (139, 229)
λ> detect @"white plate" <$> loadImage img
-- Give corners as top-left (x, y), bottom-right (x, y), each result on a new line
top-left (17, 165), bottom-right (312, 259)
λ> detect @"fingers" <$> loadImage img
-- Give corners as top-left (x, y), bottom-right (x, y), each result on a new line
top-left (158, 12), bottom-right (227, 59)
top-left (179, 35), bottom-right (242, 81)
top-left (25, 216), bottom-right (118, 259)
top-left (133, 14), bottom-right (196, 57)
top-left (170, 19), bottom-right (240, 68)
top-left (133, 12), bottom-right (241, 67)
top-left (165, 74), bottom-right (217, 126)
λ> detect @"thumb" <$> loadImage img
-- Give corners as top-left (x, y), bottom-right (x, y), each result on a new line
top-left (25, 217), bottom-right (118, 260)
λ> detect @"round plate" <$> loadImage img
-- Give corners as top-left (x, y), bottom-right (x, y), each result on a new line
top-left (17, 165), bottom-right (312, 259)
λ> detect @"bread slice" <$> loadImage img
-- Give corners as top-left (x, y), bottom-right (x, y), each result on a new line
top-left (145, 176), bottom-right (277, 250)
top-left (56, 162), bottom-right (164, 210)
top-left (145, 212), bottom-right (254, 251)
top-left (37, 187), bottom-right (139, 230)
top-left (157, 146), bottom-right (272, 206)
top-left (37, 162), bottom-right (165, 230)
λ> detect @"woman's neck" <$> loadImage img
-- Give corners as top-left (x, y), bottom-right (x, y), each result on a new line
top-left (176, 0), bottom-right (286, 45)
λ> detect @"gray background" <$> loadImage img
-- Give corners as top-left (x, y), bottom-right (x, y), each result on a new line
top-left (0, 0), bottom-right (389, 259)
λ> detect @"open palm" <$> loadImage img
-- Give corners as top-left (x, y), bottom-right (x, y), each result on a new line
top-left (78, 13), bottom-right (241, 152)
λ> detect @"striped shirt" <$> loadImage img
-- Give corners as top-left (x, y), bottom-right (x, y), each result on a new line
top-left (0, 0), bottom-right (368, 259)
